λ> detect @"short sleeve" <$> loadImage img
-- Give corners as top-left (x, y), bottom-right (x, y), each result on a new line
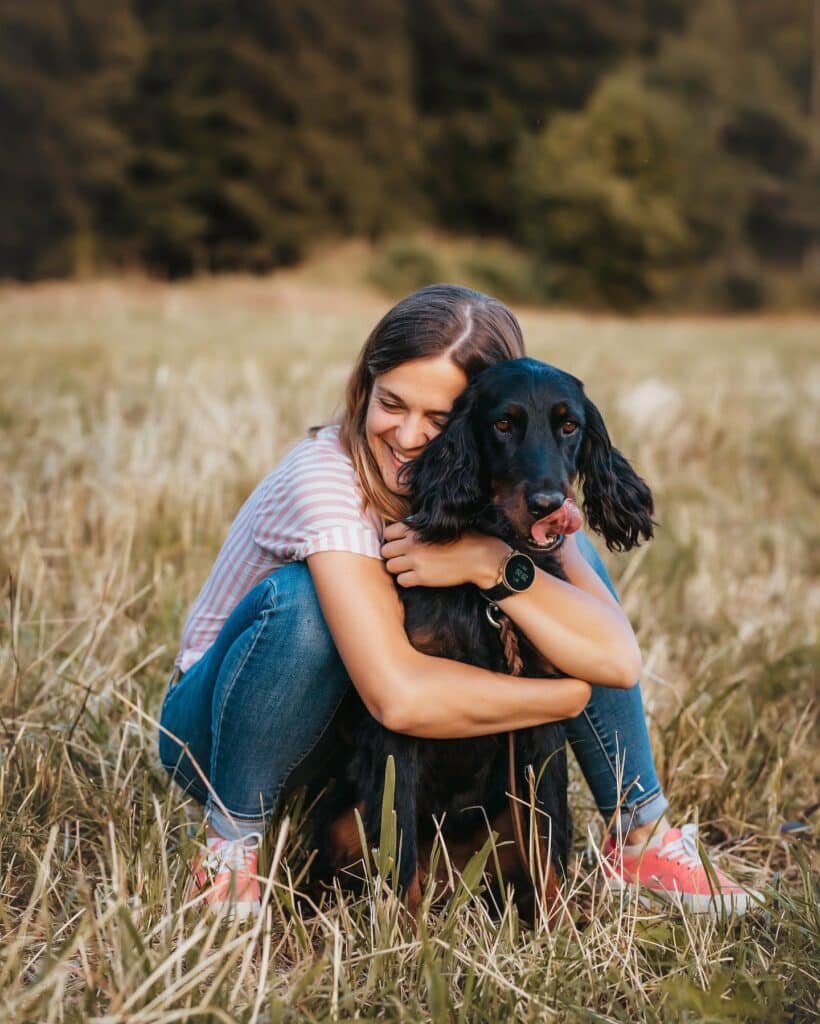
top-left (252, 432), bottom-right (383, 562)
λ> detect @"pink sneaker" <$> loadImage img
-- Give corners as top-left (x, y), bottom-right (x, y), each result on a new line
top-left (188, 833), bottom-right (262, 920)
top-left (601, 823), bottom-right (760, 916)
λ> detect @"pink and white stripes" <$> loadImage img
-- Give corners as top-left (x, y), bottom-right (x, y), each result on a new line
top-left (177, 426), bottom-right (383, 672)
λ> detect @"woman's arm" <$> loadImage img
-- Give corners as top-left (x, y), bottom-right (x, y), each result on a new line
top-left (481, 534), bottom-right (641, 688)
top-left (307, 550), bottom-right (592, 739)
top-left (381, 526), bottom-right (641, 689)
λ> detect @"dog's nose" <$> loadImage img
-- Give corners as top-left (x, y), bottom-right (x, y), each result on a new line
top-left (527, 491), bottom-right (566, 519)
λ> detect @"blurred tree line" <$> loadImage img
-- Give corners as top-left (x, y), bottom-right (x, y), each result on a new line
top-left (1, 0), bottom-right (817, 308)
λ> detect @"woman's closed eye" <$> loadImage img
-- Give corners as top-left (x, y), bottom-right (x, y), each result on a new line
top-left (379, 397), bottom-right (448, 431)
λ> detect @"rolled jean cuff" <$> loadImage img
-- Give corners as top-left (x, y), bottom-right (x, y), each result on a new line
top-left (205, 798), bottom-right (268, 841)
top-left (606, 789), bottom-right (669, 836)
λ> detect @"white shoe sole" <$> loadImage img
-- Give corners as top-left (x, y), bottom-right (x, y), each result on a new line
top-left (602, 870), bottom-right (762, 916)
top-left (208, 898), bottom-right (261, 921)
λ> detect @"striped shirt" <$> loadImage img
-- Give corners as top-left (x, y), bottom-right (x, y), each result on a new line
top-left (176, 425), bottom-right (384, 672)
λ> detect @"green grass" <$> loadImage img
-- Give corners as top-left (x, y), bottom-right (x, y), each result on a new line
top-left (0, 273), bottom-right (817, 1021)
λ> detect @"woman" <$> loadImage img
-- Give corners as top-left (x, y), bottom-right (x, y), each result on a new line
top-left (159, 285), bottom-right (751, 919)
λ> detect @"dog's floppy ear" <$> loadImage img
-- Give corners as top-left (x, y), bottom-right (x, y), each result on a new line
top-left (402, 393), bottom-right (482, 542)
top-left (578, 395), bottom-right (654, 551)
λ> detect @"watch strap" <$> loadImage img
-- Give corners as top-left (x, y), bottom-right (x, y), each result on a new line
top-left (480, 580), bottom-right (519, 602)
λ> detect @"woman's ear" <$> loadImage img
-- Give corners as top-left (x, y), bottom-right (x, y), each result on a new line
top-left (403, 394), bottom-right (482, 542)
top-left (578, 395), bottom-right (655, 551)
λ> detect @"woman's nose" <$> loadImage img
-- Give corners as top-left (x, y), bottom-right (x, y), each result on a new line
top-left (395, 414), bottom-right (428, 452)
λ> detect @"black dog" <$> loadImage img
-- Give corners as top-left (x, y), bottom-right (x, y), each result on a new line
top-left (313, 358), bottom-right (653, 911)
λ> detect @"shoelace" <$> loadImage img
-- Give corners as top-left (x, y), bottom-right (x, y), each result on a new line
top-left (200, 832), bottom-right (262, 874)
top-left (656, 823), bottom-right (701, 869)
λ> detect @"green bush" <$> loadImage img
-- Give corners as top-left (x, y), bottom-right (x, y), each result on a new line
top-left (515, 71), bottom-right (700, 310)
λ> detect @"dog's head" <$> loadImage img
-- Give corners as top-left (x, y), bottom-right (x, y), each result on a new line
top-left (403, 357), bottom-right (654, 552)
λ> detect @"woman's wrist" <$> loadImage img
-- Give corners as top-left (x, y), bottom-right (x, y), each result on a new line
top-left (449, 530), bottom-right (588, 591)
top-left (474, 531), bottom-right (580, 592)
top-left (473, 536), bottom-right (512, 590)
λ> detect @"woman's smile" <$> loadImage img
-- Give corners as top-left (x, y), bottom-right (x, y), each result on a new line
top-left (387, 444), bottom-right (414, 467)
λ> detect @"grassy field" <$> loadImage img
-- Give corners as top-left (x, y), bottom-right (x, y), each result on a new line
top-left (0, 268), bottom-right (817, 1022)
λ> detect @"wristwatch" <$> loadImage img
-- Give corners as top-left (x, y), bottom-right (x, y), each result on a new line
top-left (479, 548), bottom-right (536, 602)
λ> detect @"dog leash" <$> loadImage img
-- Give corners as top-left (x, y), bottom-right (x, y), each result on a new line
top-left (488, 603), bottom-right (561, 915)
top-left (485, 602), bottom-right (530, 877)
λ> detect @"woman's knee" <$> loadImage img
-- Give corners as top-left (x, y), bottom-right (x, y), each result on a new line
top-left (263, 562), bottom-right (341, 666)
top-left (212, 561), bottom-right (350, 720)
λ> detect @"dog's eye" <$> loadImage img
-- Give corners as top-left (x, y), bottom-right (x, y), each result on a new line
top-left (561, 421), bottom-right (578, 435)
top-left (494, 418), bottom-right (512, 434)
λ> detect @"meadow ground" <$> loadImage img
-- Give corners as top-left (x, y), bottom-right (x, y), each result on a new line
top-left (0, 268), bottom-right (817, 1021)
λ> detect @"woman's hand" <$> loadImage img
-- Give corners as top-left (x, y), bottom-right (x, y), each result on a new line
top-left (381, 522), bottom-right (509, 589)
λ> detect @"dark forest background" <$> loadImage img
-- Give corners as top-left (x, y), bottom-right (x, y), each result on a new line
top-left (2, 0), bottom-right (818, 309)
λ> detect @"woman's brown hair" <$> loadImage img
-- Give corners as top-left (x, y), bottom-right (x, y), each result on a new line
top-left (338, 284), bottom-right (526, 523)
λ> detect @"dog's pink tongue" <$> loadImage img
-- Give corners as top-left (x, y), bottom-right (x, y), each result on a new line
top-left (530, 499), bottom-right (583, 544)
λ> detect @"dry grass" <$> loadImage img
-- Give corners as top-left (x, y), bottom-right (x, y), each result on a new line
top-left (0, 271), bottom-right (817, 1022)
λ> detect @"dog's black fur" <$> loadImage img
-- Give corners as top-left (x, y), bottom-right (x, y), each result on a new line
top-left (312, 358), bottom-right (654, 905)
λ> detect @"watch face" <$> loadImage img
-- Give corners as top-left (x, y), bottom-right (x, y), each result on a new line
top-left (504, 553), bottom-right (535, 591)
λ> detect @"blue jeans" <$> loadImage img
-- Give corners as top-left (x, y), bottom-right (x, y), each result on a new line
top-left (159, 535), bottom-right (668, 839)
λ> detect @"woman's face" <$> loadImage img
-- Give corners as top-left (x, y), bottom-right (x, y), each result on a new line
top-left (365, 354), bottom-right (468, 494)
